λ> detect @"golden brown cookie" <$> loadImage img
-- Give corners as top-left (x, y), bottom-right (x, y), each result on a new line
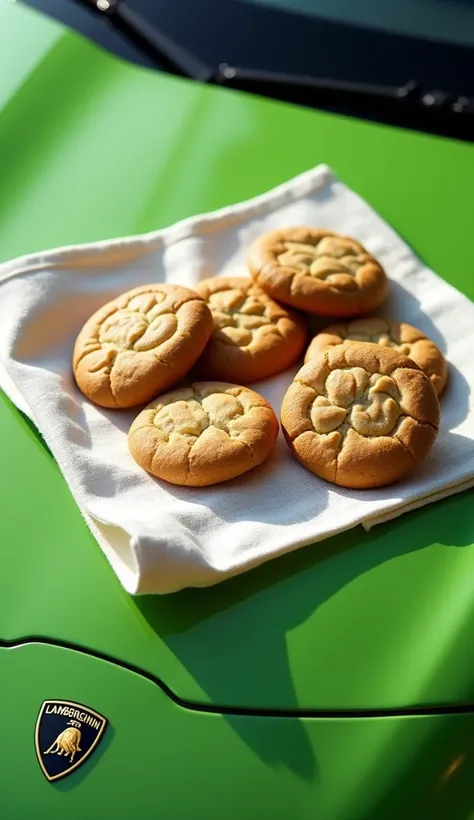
top-left (248, 228), bottom-right (388, 316)
top-left (73, 284), bottom-right (213, 409)
top-left (281, 342), bottom-right (440, 489)
top-left (305, 317), bottom-right (448, 397)
top-left (194, 277), bottom-right (307, 383)
top-left (129, 382), bottom-right (279, 487)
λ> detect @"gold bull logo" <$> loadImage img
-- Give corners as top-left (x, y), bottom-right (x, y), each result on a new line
top-left (45, 725), bottom-right (82, 763)
top-left (35, 700), bottom-right (108, 782)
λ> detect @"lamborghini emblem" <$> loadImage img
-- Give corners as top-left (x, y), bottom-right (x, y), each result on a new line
top-left (35, 700), bottom-right (108, 782)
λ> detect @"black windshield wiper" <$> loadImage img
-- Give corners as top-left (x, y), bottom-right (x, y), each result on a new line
top-left (215, 65), bottom-right (474, 138)
top-left (77, 0), bottom-right (213, 81)
top-left (76, 0), bottom-right (474, 139)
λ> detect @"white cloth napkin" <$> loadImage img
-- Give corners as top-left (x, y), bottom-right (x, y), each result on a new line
top-left (0, 165), bottom-right (473, 595)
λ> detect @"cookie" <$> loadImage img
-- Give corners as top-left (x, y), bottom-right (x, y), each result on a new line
top-left (248, 228), bottom-right (388, 316)
top-left (194, 277), bottom-right (307, 383)
top-left (305, 317), bottom-right (448, 396)
top-left (129, 382), bottom-right (279, 487)
top-left (281, 342), bottom-right (439, 489)
top-left (73, 284), bottom-right (213, 408)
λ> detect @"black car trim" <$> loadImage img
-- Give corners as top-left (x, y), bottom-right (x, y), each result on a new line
top-left (2, 636), bottom-right (474, 719)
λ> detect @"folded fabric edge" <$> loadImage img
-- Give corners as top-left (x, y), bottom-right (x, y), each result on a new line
top-left (0, 363), bottom-right (33, 419)
top-left (0, 365), bottom-right (142, 595)
top-left (0, 164), bottom-right (334, 282)
top-left (129, 465), bottom-right (474, 594)
top-left (88, 514), bottom-right (142, 595)
top-left (362, 477), bottom-right (474, 530)
top-left (129, 516), bottom-right (365, 596)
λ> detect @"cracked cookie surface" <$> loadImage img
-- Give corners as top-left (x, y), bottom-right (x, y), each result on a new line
top-left (305, 317), bottom-right (448, 396)
top-left (248, 228), bottom-right (388, 316)
top-left (73, 284), bottom-right (213, 408)
top-left (195, 277), bottom-right (307, 383)
top-left (128, 382), bottom-right (279, 486)
top-left (281, 342), bottom-right (440, 488)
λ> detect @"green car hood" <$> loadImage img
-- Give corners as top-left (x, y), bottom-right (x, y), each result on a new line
top-left (4, 643), bottom-right (474, 820)
top-left (1, 2), bottom-right (474, 714)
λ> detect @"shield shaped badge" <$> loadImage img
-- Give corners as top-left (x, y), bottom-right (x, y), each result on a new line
top-left (35, 700), bottom-right (108, 782)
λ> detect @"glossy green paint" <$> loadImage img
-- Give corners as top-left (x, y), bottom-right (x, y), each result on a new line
top-left (1, 2), bottom-right (474, 712)
top-left (3, 643), bottom-right (474, 820)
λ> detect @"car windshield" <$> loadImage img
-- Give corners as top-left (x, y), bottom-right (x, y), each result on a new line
top-left (23, 0), bottom-right (474, 139)
top-left (243, 0), bottom-right (474, 46)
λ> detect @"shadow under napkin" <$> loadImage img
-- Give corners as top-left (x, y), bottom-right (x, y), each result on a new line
top-left (136, 492), bottom-right (473, 783)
